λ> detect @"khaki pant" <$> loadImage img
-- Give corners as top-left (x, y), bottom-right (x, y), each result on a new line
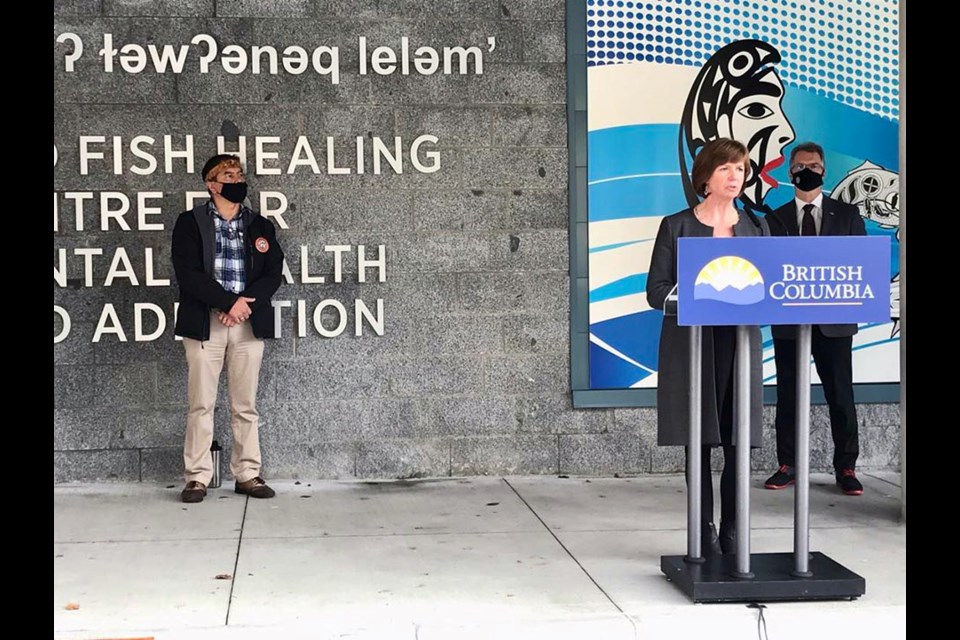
top-left (183, 312), bottom-right (265, 485)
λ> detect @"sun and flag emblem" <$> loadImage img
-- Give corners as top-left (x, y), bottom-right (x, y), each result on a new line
top-left (693, 256), bottom-right (765, 305)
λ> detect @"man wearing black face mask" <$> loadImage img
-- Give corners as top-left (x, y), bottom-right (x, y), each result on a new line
top-left (763, 142), bottom-right (867, 496)
top-left (171, 154), bottom-right (285, 503)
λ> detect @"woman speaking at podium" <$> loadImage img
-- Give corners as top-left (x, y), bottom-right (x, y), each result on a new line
top-left (646, 138), bottom-right (768, 556)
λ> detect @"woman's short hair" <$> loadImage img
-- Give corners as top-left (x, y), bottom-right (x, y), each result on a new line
top-left (691, 138), bottom-right (751, 198)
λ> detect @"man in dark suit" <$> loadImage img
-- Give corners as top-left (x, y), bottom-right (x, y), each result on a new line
top-left (763, 142), bottom-right (867, 496)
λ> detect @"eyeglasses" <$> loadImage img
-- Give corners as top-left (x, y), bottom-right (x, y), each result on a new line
top-left (790, 162), bottom-right (824, 174)
top-left (217, 220), bottom-right (243, 239)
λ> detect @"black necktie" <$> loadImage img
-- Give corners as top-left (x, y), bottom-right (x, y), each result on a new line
top-left (801, 203), bottom-right (817, 236)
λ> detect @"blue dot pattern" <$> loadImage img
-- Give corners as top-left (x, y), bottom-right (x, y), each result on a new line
top-left (586, 0), bottom-right (900, 120)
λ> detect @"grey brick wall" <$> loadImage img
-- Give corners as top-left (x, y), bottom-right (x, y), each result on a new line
top-left (53, 0), bottom-right (900, 483)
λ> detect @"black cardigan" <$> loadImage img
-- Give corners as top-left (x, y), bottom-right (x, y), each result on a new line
top-left (171, 202), bottom-right (284, 341)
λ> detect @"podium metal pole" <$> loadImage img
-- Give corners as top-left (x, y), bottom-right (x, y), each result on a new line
top-left (733, 325), bottom-right (754, 579)
top-left (793, 324), bottom-right (814, 577)
top-left (686, 325), bottom-right (704, 563)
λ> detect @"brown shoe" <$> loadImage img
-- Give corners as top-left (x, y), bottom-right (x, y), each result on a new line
top-left (181, 481), bottom-right (207, 503)
top-left (235, 476), bottom-right (275, 499)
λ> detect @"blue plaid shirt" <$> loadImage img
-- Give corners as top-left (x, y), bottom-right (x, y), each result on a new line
top-left (208, 201), bottom-right (247, 295)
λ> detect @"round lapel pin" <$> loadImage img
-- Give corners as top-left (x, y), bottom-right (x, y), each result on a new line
top-left (254, 237), bottom-right (270, 253)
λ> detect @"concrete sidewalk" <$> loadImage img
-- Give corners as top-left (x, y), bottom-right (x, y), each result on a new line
top-left (54, 472), bottom-right (905, 640)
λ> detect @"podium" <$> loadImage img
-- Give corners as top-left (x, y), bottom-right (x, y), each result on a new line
top-left (659, 236), bottom-right (890, 603)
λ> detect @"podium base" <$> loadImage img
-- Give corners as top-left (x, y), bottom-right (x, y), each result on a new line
top-left (660, 552), bottom-right (865, 603)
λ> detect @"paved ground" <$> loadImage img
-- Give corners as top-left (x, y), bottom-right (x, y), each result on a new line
top-left (54, 471), bottom-right (905, 639)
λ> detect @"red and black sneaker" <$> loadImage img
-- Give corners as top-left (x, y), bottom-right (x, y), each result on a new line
top-left (836, 469), bottom-right (864, 496)
top-left (764, 465), bottom-right (796, 490)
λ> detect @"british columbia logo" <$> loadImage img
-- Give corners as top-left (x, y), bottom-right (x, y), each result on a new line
top-left (694, 256), bottom-right (765, 305)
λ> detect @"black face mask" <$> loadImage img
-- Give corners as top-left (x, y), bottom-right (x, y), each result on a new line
top-left (217, 181), bottom-right (248, 204)
top-left (791, 168), bottom-right (824, 192)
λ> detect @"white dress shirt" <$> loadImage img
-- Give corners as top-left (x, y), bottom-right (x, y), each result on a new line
top-left (795, 193), bottom-right (824, 235)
